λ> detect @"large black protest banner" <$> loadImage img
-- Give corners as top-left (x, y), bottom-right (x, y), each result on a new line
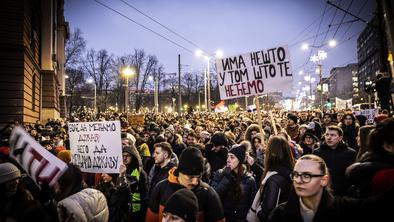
top-left (68, 121), bottom-right (122, 173)
top-left (216, 45), bottom-right (293, 100)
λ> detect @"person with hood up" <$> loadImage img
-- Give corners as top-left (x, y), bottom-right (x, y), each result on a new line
top-left (122, 144), bottom-right (148, 221)
top-left (164, 125), bottom-right (187, 158)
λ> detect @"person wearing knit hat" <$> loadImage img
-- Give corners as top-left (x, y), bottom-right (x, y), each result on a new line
top-left (146, 145), bottom-right (225, 222)
top-left (229, 144), bottom-right (247, 164)
top-left (287, 113), bottom-right (298, 124)
top-left (0, 162), bottom-right (21, 185)
top-left (163, 188), bottom-right (199, 222)
top-left (177, 147), bottom-right (204, 184)
top-left (211, 143), bottom-right (257, 221)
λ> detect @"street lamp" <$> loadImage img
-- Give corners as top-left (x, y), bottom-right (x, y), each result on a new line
top-left (310, 50), bottom-right (328, 109)
top-left (195, 49), bottom-right (224, 112)
top-left (87, 79), bottom-right (96, 113)
top-left (149, 75), bottom-right (159, 113)
top-left (122, 66), bottom-right (135, 113)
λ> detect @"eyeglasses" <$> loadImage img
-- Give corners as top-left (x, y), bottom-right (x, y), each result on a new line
top-left (345, 118), bottom-right (353, 120)
top-left (291, 171), bottom-right (325, 183)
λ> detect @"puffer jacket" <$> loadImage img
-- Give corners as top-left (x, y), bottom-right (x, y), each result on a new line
top-left (57, 188), bottom-right (109, 222)
top-left (211, 168), bottom-right (257, 222)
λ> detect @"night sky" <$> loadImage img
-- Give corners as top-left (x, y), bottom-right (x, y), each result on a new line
top-left (64, 0), bottom-right (376, 96)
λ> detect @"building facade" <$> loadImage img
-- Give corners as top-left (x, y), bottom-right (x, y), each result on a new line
top-left (356, 15), bottom-right (388, 104)
top-left (0, 0), bottom-right (68, 126)
top-left (327, 63), bottom-right (357, 101)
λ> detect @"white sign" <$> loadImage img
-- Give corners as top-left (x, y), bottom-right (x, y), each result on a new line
top-left (354, 109), bottom-right (378, 124)
top-left (216, 45), bottom-right (293, 100)
top-left (9, 126), bottom-right (68, 187)
top-left (335, 97), bottom-right (352, 110)
top-left (68, 121), bottom-right (122, 173)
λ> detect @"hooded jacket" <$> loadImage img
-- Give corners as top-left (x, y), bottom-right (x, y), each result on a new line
top-left (146, 168), bottom-right (225, 222)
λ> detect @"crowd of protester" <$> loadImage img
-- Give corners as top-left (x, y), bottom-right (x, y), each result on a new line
top-left (0, 107), bottom-right (393, 222)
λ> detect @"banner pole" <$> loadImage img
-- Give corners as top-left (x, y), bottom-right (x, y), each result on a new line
top-left (255, 95), bottom-right (265, 145)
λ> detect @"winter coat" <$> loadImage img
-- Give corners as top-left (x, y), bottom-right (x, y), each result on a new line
top-left (256, 167), bottom-right (292, 222)
top-left (339, 124), bottom-right (359, 150)
top-left (148, 161), bottom-right (176, 196)
top-left (57, 188), bottom-right (109, 222)
top-left (211, 168), bottom-right (257, 222)
top-left (146, 167), bottom-right (225, 222)
top-left (314, 142), bottom-right (356, 196)
top-left (95, 180), bottom-right (130, 222)
top-left (205, 144), bottom-right (229, 173)
top-left (346, 151), bottom-right (394, 197)
top-left (268, 187), bottom-right (394, 222)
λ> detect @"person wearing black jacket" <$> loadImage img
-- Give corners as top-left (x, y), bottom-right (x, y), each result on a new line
top-left (205, 132), bottom-right (229, 174)
top-left (248, 136), bottom-right (294, 222)
top-left (346, 118), bottom-right (394, 198)
top-left (148, 142), bottom-right (176, 197)
top-left (268, 154), bottom-right (393, 222)
top-left (314, 126), bottom-right (356, 196)
top-left (211, 144), bottom-right (257, 222)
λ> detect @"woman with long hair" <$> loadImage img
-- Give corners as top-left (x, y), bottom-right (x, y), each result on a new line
top-left (248, 136), bottom-right (295, 222)
top-left (211, 144), bottom-right (257, 221)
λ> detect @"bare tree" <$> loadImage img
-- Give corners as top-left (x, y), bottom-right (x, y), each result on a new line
top-left (65, 67), bottom-right (84, 117)
top-left (65, 28), bottom-right (86, 116)
top-left (82, 49), bottom-right (115, 113)
top-left (65, 28), bottom-right (86, 68)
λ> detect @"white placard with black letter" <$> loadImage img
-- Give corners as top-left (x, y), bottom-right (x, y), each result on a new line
top-left (9, 126), bottom-right (68, 187)
top-left (68, 121), bottom-right (122, 173)
top-left (216, 45), bottom-right (293, 100)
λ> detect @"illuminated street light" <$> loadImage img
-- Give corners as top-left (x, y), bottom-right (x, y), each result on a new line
top-left (195, 49), bottom-right (224, 112)
top-left (87, 79), bottom-right (96, 113)
top-left (328, 39), bottom-right (337, 48)
top-left (122, 66), bottom-right (136, 112)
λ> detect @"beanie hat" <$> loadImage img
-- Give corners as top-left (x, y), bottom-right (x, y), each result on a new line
top-left (178, 147), bottom-right (204, 175)
top-left (210, 132), bottom-right (229, 147)
top-left (165, 125), bottom-right (175, 135)
top-left (122, 146), bottom-right (133, 156)
top-left (0, 162), bottom-right (21, 184)
top-left (164, 188), bottom-right (198, 222)
top-left (57, 150), bottom-right (72, 164)
top-left (229, 144), bottom-right (247, 163)
top-left (287, 114), bottom-right (298, 123)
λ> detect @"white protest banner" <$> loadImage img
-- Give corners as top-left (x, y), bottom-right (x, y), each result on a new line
top-left (335, 97), bottom-right (352, 110)
top-left (9, 126), bottom-right (68, 187)
top-left (216, 45), bottom-right (293, 100)
top-left (68, 121), bottom-right (122, 173)
top-left (354, 109), bottom-right (378, 124)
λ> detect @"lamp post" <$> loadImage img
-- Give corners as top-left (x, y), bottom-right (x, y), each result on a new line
top-left (310, 50), bottom-right (327, 109)
top-left (149, 75), bottom-right (159, 113)
top-left (122, 66), bottom-right (135, 113)
top-left (301, 40), bottom-right (335, 109)
top-left (87, 79), bottom-right (96, 113)
top-left (195, 49), bottom-right (223, 112)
